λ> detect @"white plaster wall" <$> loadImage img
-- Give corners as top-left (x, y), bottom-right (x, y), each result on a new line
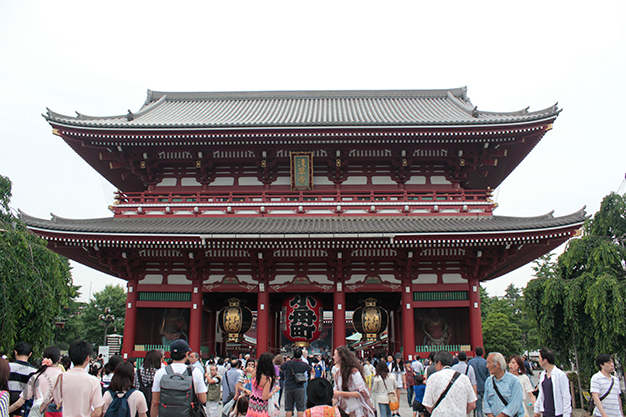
top-left (156, 178), bottom-right (177, 187)
top-left (141, 274), bottom-right (163, 285)
top-left (430, 176), bottom-right (451, 185)
top-left (442, 273), bottom-right (466, 283)
top-left (415, 274), bottom-right (438, 284)
top-left (405, 176), bottom-right (426, 185)
top-left (343, 176), bottom-right (367, 185)
top-left (239, 177), bottom-right (264, 186)
top-left (167, 274), bottom-right (192, 285)
top-left (181, 178), bottom-right (201, 186)
top-left (371, 176), bottom-right (396, 185)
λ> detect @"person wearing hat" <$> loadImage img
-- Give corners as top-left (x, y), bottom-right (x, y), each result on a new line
top-left (388, 353), bottom-right (406, 393)
top-left (150, 339), bottom-right (207, 417)
top-left (305, 378), bottom-right (340, 417)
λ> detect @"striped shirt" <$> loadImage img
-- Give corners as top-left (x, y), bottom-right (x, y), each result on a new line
top-left (591, 372), bottom-right (622, 417)
top-left (1, 390), bottom-right (11, 417)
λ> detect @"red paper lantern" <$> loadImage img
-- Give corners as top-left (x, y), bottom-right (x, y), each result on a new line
top-left (281, 295), bottom-right (323, 347)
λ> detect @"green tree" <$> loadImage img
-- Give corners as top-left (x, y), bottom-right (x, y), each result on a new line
top-left (54, 286), bottom-right (87, 351)
top-left (78, 284), bottom-right (126, 347)
top-left (524, 192), bottom-right (626, 382)
top-left (0, 175), bottom-right (76, 354)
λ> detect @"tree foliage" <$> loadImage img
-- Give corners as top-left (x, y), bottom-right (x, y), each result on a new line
top-left (79, 284), bottom-right (126, 347)
top-left (524, 193), bottom-right (626, 381)
top-left (0, 175), bottom-right (76, 355)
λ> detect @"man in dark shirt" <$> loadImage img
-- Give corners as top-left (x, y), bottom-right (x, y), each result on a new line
top-left (467, 346), bottom-right (489, 417)
top-left (281, 348), bottom-right (312, 417)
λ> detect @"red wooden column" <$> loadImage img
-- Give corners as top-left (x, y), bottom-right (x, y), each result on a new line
top-left (189, 280), bottom-right (203, 353)
top-left (256, 284), bottom-right (270, 355)
top-left (468, 277), bottom-right (484, 349)
top-left (333, 284), bottom-right (346, 349)
top-left (401, 279), bottom-right (416, 360)
top-left (121, 279), bottom-right (138, 359)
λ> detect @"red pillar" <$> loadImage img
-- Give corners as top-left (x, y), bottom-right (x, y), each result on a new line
top-left (401, 280), bottom-right (416, 360)
top-left (121, 279), bottom-right (138, 359)
top-left (468, 278), bottom-right (484, 350)
top-left (188, 280), bottom-right (203, 353)
top-left (333, 287), bottom-right (346, 349)
top-left (257, 289), bottom-right (270, 355)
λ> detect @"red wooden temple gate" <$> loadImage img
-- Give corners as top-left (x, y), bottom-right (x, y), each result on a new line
top-left (24, 88), bottom-right (584, 359)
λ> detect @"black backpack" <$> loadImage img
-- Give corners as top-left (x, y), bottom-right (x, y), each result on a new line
top-left (104, 389), bottom-right (136, 417)
top-left (159, 365), bottom-right (194, 417)
top-left (136, 369), bottom-right (153, 416)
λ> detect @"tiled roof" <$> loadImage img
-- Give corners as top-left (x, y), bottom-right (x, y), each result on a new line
top-left (21, 209), bottom-right (586, 237)
top-left (44, 88), bottom-right (560, 129)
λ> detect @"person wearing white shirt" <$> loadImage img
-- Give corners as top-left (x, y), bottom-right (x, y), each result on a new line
top-left (533, 348), bottom-right (571, 417)
top-left (151, 339), bottom-right (207, 417)
top-left (411, 359), bottom-right (424, 376)
top-left (590, 354), bottom-right (623, 417)
top-left (423, 351), bottom-right (476, 417)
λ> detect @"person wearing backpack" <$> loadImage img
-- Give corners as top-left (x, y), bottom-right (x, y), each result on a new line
top-left (102, 362), bottom-right (148, 417)
top-left (134, 350), bottom-right (163, 417)
top-left (150, 339), bottom-right (207, 417)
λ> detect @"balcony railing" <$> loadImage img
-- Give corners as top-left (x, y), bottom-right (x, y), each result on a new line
top-left (111, 189), bottom-right (495, 217)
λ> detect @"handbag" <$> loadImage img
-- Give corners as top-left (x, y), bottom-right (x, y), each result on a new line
top-left (587, 377), bottom-right (615, 413)
top-left (43, 374), bottom-right (63, 417)
top-left (382, 377), bottom-right (400, 411)
top-left (27, 382), bottom-right (45, 417)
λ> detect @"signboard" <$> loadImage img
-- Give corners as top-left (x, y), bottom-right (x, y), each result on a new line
top-left (290, 152), bottom-right (313, 191)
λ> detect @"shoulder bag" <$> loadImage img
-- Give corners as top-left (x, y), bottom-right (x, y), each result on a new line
top-left (432, 371), bottom-right (460, 412)
top-left (290, 362), bottom-right (308, 383)
top-left (587, 377), bottom-right (615, 414)
top-left (491, 377), bottom-right (508, 406)
top-left (382, 377), bottom-right (400, 412)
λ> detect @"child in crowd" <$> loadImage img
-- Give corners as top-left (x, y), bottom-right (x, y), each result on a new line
top-left (412, 375), bottom-right (426, 417)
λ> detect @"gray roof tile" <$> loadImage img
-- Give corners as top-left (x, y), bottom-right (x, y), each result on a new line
top-left (20, 210), bottom-right (586, 237)
top-left (45, 88), bottom-right (560, 129)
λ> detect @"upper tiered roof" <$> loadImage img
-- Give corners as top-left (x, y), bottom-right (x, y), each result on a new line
top-left (45, 87), bottom-right (559, 129)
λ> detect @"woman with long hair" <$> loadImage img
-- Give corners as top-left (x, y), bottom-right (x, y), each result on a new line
top-left (134, 350), bottom-right (163, 417)
top-left (103, 361), bottom-right (148, 417)
top-left (332, 346), bottom-right (375, 417)
top-left (8, 346), bottom-right (63, 415)
top-left (371, 361), bottom-right (399, 417)
top-left (388, 354), bottom-right (405, 392)
top-left (246, 352), bottom-right (279, 417)
top-left (508, 355), bottom-right (535, 417)
top-left (0, 358), bottom-right (10, 417)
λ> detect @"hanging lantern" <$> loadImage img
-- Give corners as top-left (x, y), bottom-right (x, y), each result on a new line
top-left (218, 298), bottom-right (253, 342)
top-left (353, 298), bottom-right (388, 341)
top-left (281, 295), bottom-right (323, 347)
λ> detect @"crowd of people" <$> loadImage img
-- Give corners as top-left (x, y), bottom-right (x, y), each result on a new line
top-left (0, 341), bottom-right (623, 417)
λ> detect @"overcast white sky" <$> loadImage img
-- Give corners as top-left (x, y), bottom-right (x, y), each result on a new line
top-left (1, 0), bottom-right (624, 302)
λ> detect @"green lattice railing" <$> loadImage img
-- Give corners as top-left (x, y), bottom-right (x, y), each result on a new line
top-left (413, 291), bottom-right (468, 302)
top-left (138, 292), bottom-right (191, 302)
top-left (415, 344), bottom-right (472, 352)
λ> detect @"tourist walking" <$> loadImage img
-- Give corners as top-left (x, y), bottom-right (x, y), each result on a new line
top-left (52, 340), bottom-right (104, 417)
top-left (371, 361), bottom-right (399, 417)
top-left (304, 378), bottom-right (340, 417)
top-left (468, 347), bottom-right (489, 417)
top-left (223, 360), bottom-right (244, 417)
top-left (8, 346), bottom-right (63, 416)
top-left (1, 358), bottom-right (12, 417)
top-left (151, 339), bottom-right (207, 417)
top-left (246, 352), bottom-right (278, 417)
top-left (533, 348), bottom-right (571, 417)
top-left (8, 342), bottom-right (37, 417)
top-left (134, 350), bottom-right (162, 417)
top-left (405, 360), bottom-right (416, 406)
top-left (422, 351), bottom-right (476, 417)
top-left (206, 365), bottom-right (222, 417)
top-left (452, 352), bottom-right (477, 395)
top-left (589, 354), bottom-right (623, 417)
top-left (483, 352), bottom-right (524, 417)
top-left (388, 354), bottom-right (405, 393)
top-left (102, 361), bottom-right (148, 417)
top-left (508, 355), bottom-right (535, 417)
top-left (282, 348), bottom-right (312, 417)
top-left (331, 346), bottom-right (375, 417)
